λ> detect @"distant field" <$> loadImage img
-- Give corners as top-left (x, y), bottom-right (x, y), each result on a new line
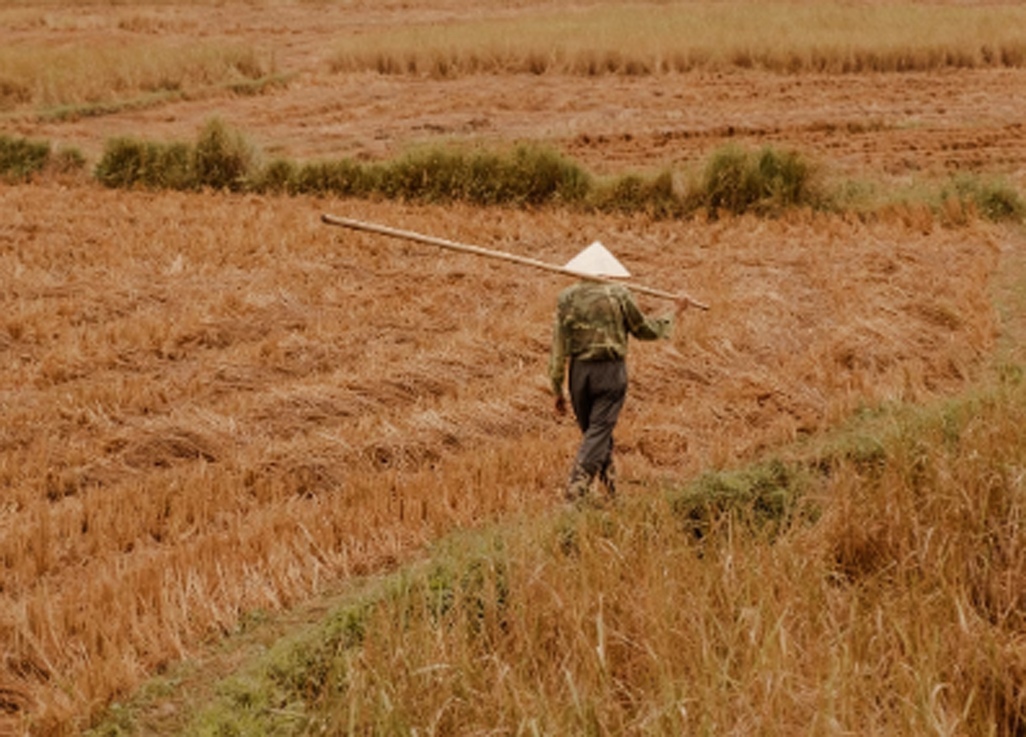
top-left (5, 1), bottom-right (1026, 178)
top-left (0, 42), bottom-right (272, 111)
top-left (329, 3), bottom-right (1026, 76)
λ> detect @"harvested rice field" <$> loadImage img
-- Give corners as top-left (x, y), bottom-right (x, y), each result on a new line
top-left (2, 1), bottom-right (1026, 734)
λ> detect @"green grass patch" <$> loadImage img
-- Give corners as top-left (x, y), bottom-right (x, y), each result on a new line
top-left (0, 134), bottom-right (50, 181)
top-left (192, 118), bottom-right (260, 192)
top-left (94, 118), bottom-right (258, 192)
top-left (95, 138), bottom-right (195, 190)
top-left (667, 458), bottom-right (815, 541)
top-left (375, 144), bottom-right (592, 206)
top-left (590, 170), bottom-right (683, 218)
top-left (32, 72), bottom-right (294, 123)
top-left (942, 174), bottom-right (1026, 223)
top-left (264, 144), bottom-right (593, 206)
top-left (692, 144), bottom-right (824, 217)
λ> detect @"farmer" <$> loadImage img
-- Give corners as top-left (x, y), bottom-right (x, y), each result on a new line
top-left (549, 241), bottom-right (688, 504)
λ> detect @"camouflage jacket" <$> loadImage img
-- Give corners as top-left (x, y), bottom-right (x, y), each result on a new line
top-left (548, 280), bottom-right (672, 396)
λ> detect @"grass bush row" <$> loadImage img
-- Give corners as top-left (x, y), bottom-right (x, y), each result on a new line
top-left (6, 124), bottom-right (1024, 222)
top-left (87, 121), bottom-right (841, 218)
top-left (93, 123), bottom-right (1025, 222)
top-left (95, 125), bottom-right (595, 207)
top-left (0, 134), bottom-right (85, 182)
top-left (0, 134), bottom-right (50, 182)
top-left (259, 145), bottom-right (592, 207)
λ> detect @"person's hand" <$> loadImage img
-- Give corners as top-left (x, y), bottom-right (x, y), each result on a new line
top-left (554, 395), bottom-right (567, 416)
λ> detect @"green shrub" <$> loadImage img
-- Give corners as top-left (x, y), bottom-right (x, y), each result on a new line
top-left (463, 150), bottom-right (509, 204)
top-left (192, 118), bottom-right (257, 191)
top-left (291, 159), bottom-right (377, 197)
top-left (374, 145), bottom-right (591, 206)
top-left (95, 138), bottom-right (193, 190)
top-left (945, 175), bottom-right (1025, 222)
top-left (0, 135), bottom-right (50, 181)
top-left (667, 458), bottom-right (811, 540)
top-left (495, 145), bottom-right (591, 205)
top-left (377, 148), bottom-right (465, 202)
top-left (592, 170), bottom-right (681, 217)
top-left (94, 138), bottom-right (147, 188)
top-left (595, 173), bottom-right (647, 212)
top-left (755, 147), bottom-right (815, 210)
top-left (149, 142), bottom-right (193, 189)
top-left (254, 157), bottom-right (298, 194)
top-left (700, 145), bottom-right (758, 215)
top-left (696, 145), bottom-right (821, 216)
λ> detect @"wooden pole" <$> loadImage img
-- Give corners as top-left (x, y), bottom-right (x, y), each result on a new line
top-left (321, 213), bottom-right (709, 310)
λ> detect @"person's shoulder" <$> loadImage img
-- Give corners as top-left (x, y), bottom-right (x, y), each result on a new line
top-left (560, 280), bottom-right (630, 302)
top-left (557, 283), bottom-right (579, 302)
top-left (559, 281), bottom-right (593, 300)
top-left (604, 282), bottom-right (634, 303)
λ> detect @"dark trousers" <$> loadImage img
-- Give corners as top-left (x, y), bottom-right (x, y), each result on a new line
top-left (568, 358), bottom-right (627, 482)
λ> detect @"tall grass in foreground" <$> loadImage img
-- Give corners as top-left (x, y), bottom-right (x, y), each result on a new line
top-left (175, 379), bottom-right (1026, 736)
top-left (328, 2), bottom-right (1026, 77)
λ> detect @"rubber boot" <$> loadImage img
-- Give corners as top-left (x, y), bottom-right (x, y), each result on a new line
top-left (598, 458), bottom-right (617, 499)
top-left (564, 463), bottom-right (593, 504)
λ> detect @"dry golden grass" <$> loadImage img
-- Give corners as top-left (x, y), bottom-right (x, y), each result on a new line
top-left (0, 3), bottom-right (286, 118)
top-left (0, 42), bottom-right (272, 112)
top-left (1, 2), bottom-right (1023, 732)
top-left (232, 377), bottom-right (1026, 735)
top-left (0, 179), bottom-right (1005, 734)
top-left (328, 3), bottom-right (1026, 76)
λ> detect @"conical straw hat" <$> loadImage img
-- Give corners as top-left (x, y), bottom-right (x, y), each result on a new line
top-left (563, 241), bottom-right (631, 278)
